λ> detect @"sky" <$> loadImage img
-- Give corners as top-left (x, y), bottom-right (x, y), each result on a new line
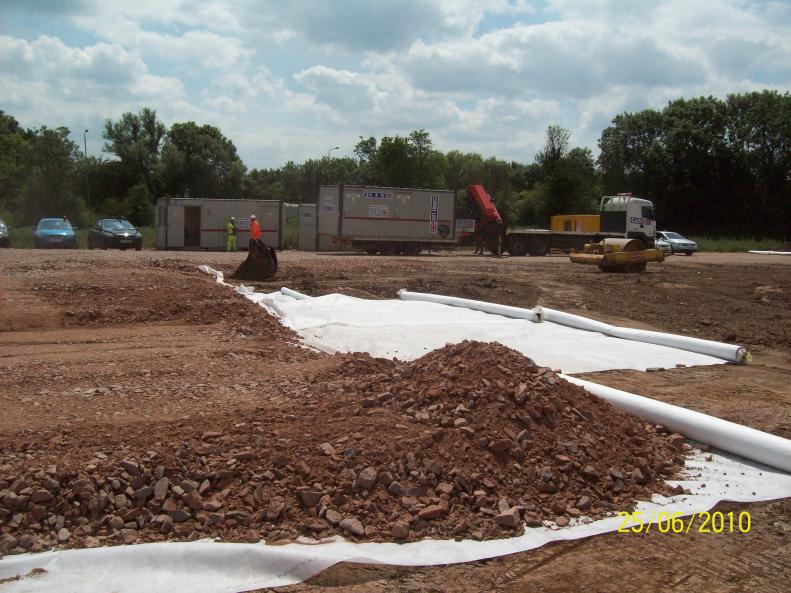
top-left (1, 0), bottom-right (790, 169)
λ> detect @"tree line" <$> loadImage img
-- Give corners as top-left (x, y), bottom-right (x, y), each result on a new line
top-left (0, 90), bottom-right (788, 238)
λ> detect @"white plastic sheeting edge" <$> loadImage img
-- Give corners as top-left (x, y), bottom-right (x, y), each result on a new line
top-left (398, 289), bottom-right (542, 322)
top-left (197, 264), bottom-right (225, 283)
top-left (748, 250), bottom-right (791, 256)
top-left (541, 307), bottom-right (748, 363)
top-left (2, 449), bottom-right (790, 593)
top-left (562, 375), bottom-right (791, 473)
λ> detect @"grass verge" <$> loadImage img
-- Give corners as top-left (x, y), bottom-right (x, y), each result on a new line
top-left (691, 236), bottom-right (788, 252)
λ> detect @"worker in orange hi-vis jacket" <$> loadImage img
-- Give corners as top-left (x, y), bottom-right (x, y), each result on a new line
top-left (250, 214), bottom-right (261, 241)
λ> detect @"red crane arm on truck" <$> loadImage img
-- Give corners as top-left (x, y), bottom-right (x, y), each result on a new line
top-left (466, 184), bottom-right (502, 232)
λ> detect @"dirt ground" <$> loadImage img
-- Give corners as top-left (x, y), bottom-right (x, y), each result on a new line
top-left (1, 248), bottom-right (790, 592)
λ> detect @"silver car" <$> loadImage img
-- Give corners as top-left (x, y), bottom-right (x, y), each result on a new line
top-left (0, 219), bottom-right (9, 248)
top-left (657, 231), bottom-right (697, 256)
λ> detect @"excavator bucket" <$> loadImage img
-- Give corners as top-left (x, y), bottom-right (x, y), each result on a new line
top-left (231, 239), bottom-right (278, 280)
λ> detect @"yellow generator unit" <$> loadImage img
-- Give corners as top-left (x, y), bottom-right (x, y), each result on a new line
top-left (569, 238), bottom-right (664, 273)
top-left (551, 214), bottom-right (600, 233)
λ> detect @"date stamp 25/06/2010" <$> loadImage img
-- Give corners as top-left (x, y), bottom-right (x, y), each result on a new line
top-left (617, 511), bottom-right (751, 534)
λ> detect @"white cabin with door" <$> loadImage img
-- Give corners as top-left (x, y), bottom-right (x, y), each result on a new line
top-left (155, 198), bottom-right (282, 250)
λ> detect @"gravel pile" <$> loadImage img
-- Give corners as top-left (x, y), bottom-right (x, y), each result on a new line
top-left (0, 341), bottom-right (687, 556)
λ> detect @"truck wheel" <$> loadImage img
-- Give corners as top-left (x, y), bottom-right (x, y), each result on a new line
top-left (365, 247), bottom-right (377, 255)
top-left (528, 238), bottom-right (548, 256)
top-left (507, 236), bottom-right (527, 257)
top-left (381, 244), bottom-right (397, 256)
top-left (403, 244), bottom-right (419, 256)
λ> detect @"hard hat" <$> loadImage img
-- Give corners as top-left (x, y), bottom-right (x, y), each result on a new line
top-left (250, 214), bottom-right (256, 219)
top-left (230, 216), bottom-right (235, 221)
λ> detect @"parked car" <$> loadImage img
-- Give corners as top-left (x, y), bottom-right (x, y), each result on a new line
top-left (0, 219), bottom-right (9, 248)
top-left (656, 231), bottom-right (698, 256)
top-left (34, 218), bottom-right (77, 248)
top-left (655, 235), bottom-right (672, 255)
top-left (88, 218), bottom-right (143, 250)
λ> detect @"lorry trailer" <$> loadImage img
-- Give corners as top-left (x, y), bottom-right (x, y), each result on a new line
top-left (316, 184), bottom-right (456, 254)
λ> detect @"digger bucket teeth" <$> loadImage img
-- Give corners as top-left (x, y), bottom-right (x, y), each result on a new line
top-left (231, 239), bottom-right (278, 280)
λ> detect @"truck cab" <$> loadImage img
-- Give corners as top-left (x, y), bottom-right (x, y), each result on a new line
top-left (599, 194), bottom-right (656, 246)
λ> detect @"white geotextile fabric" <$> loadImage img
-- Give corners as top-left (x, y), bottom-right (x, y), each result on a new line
top-left (243, 289), bottom-right (724, 374)
top-left (748, 250), bottom-right (791, 256)
top-left (2, 451), bottom-right (790, 593)
top-left (3, 266), bottom-right (773, 593)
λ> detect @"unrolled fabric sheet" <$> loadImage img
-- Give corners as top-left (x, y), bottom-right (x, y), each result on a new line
top-left (242, 289), bottom-right (724, 374)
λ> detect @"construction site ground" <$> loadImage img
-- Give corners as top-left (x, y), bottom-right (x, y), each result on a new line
top-left (1, 249), bottom-right (790, 592)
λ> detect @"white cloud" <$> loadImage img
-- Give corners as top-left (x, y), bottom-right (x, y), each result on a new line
top-left (1, 0), bottom-right (789, 168)
top-left (72, 14), bottom-right (252, 71)
top-left (294, 66), bottom-right (376, 114)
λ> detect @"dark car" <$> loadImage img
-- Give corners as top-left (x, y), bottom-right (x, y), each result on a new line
top-left (0, 219), bottom-right (9, 248)
top-left (34, 218), bottom-right (77, 248)
top-left (88, 218), bottom-right (143, 250)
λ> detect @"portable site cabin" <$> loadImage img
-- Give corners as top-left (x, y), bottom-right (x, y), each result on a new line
top-left (155, 198), bottom-right (282, 250)
top-left (315, 184), bottom-right (456, 252)
top-left (550, 214), bottom-right (600, 233)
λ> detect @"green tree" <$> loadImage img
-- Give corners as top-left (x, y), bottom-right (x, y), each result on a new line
top-left (725, 91), bottom-right (791, 237)
top-left (103, 108), bottom-right (166, 194)
top-left (125, 183), bottom-right (154, 226)
top-left (0, 111), bottom-right (32, 222)
top-left (598, 91), bottom-right (791, 237)
top-left (354, 136), bottom-right (377, 163)
top-left (372, 135), bottom-right (414, 186)
top-left (535, 124), bottom-right (571, 172)
top-left (526, 126), bottom-right (599, 224)
top-left (158, 122), bottom-right (246, 198)
top-left (21, 126), bottom-right (86, 224)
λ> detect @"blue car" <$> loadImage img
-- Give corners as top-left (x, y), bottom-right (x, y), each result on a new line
top-left (34, 218), bottom-right (77, 249)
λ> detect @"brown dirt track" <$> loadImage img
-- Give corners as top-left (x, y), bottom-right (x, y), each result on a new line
top-left (1, 248), bottom-right (790, 592)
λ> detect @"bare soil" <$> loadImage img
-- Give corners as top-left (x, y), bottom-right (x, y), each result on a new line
top-left (1, 249), bottom-right (790, 592)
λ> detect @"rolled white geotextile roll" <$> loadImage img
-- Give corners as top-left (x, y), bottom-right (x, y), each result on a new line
top-left (533, 306), bottom-right (610, 333)
top-left (280, 287), bottom-right (312, 300)
top-left (540, 307), bottom-right (748, 363)
top-left (397, 289), bottom-right (541, 322)
top-left (563, 375), bottom-right (791, 474)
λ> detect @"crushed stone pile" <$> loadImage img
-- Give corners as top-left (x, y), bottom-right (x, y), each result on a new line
top-left (0, 341), bottom-right (687, 556)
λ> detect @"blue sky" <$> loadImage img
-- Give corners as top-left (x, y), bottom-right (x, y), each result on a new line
top-left (1, 0), bottom-right (789, 169)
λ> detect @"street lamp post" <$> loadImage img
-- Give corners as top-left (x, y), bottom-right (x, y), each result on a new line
top-left (327, 146), bottom-right (340, 159)
top-left (83, 129), bottom-right (90, 207)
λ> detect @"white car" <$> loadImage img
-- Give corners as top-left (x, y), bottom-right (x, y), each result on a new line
top-left (657, 231), bottom-right (697, 256)
top-left (654, 236), bottom-right (672, 255)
